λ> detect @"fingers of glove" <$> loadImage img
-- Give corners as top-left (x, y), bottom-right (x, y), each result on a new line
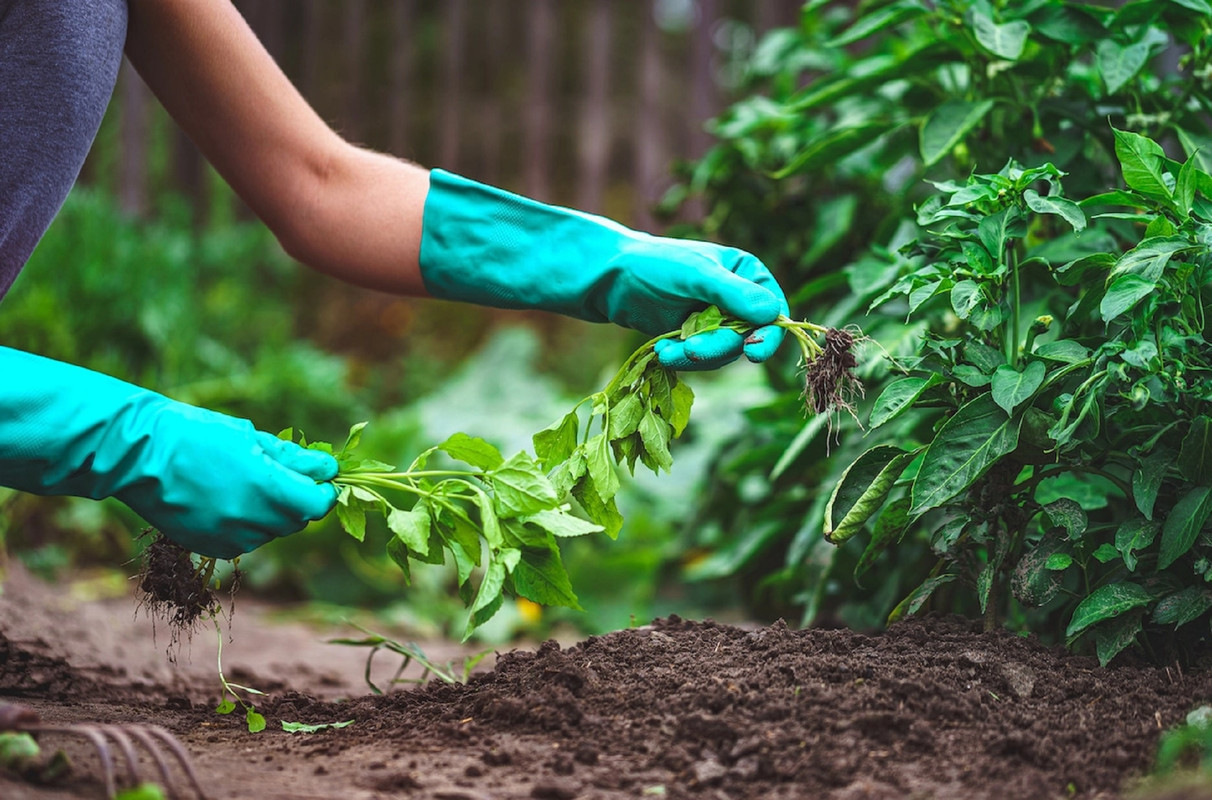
top-left (270, 467), bottom-right (341, 523)
top-left (741, 323), bottom-right (787, 363)
top-left (256, 431), bottom-right (339, 481)
top-left (655, 328), bottom-right (744, 371)
top-left (686, 267), bottom-right (784, 328)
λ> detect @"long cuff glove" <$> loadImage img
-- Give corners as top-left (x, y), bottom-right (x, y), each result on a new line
top-left (419, 169), bottom-right (789, 371)
top-left (0, 347), bottom-right (338, 559)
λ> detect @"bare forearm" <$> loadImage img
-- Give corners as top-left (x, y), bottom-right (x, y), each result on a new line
top-left (124, 0), bottom-right (427, 294)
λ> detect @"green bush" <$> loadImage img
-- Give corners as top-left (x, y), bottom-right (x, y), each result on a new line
top-left (667, 0), bottom-right (1212, 656)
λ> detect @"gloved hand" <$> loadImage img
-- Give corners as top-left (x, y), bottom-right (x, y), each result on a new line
top-left (0, 347), bottom-right (337, 558)
top-left (419, 169), bottom-right (788, 370)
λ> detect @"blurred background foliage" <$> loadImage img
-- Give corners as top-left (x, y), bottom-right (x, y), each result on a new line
top-left (2, 0), bottom-right (1206, 644)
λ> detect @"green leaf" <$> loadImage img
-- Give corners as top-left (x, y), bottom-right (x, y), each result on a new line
top-left (282, 720), bottom-right (355, 733)
top-left (775, 121), bottom-right (900, 179)
top-left (335, 503), bottom-right (367, 543)
top-left (1177, 126), bottom-right (1212, 175)
top-left (522, 508), bottom-right (603, 538)
top-left (977, 207), bottom-right (1018, 263)
top-left (1044, 498), bottom-right (1088, 540)
top-left (466, 559), bottom-right (508, 637)
top-left (473, 487), bottom-right (502, 548)
top-left (215, 699), bottom-right (236, 715)
top-left (586, 434), bottom-right (621, 502)
top-left (825, 446), bottom-right (917, 544)
top-left (1066, 581), bottom-right (1151, 639)
top-left (513, 545), bottom-right (582, 610)
top-left (1093, 610), bottom-right (1144, 666)
top-left (1024, 189), bottom-right (1086, 232)
top-left (668, 380), bottom-right (694, 437)
top-left (680, 305), bottom-right (724, 338)
top-left (385, 535), bottom-right (412, 584)
top-left (991, 361), bottom-right (1045, 415)
top-left (855, 496), bottom-right (911, 579)
top-left (533, 412), bottom-right (579, 471)
top-left (246, 710), bottom-right (267, 734)
top-left (1093, 543), bottom-right (1120, 563)
top-left (571, 475), bottom-right (623, 539)
top-left (1153, 587), bottom-right (1212, 628)
top-left (1115, 517), bottom-right (1160, 571)
top-left (910, 395), bottom-right (1023, 516)
top-left (1098, 39), bottom-right (1152, 95)
top-left (971, 12), bottom-right (1030, 60)
top-left (869, 375), bottom-right (938, 429)
top-left (1100, 274), bottom-right (1155, 321)
top-left (1046, 553), bottom-right (1074, 570)
top-left (607, 392), bottom-right (644, 439)
top-left (387, 504), bottom-right (430, 557)
top-left (637, 410), bottom-right (674, 473)
top-left (339, 421), bottom-right (368, 457)
top-left (950, 280), bottom-right (983, 319)
top-left (1032, 5), bottom-right (1108, 44)
top-left (1113, 127), bottom-right (1171, 201)
top-left (953, 365), bottom-right (991, 387)
top-left (439, 432), bottom-right (504, 470)
top-left (1176, 155), bottom-right (1198, 217)
top-left (1034, 339), bottom-right (1090, 363)
top-left (920, 99), bottom-right (995, 167)
top-left (1159, 486), bottom-right (1212, 569)
top-left (888, 574), bottom-right (957, 623)
top-left (492, 452), bottom-right (559, 518)
top-left (828, 0), bottom-right (927, 46)
top-left (1178, 417), bottom-right (1212, 484)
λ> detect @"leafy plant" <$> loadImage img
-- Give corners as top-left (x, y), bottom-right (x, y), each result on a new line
top-left (328, 623), bottom-right (491, 693)
top-left (663, 0), bottom-right (1212, 633)
top-left (828, 127), bottom-right (1212, 664)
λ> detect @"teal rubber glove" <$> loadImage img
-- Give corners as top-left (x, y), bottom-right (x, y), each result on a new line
top-left (0, 347), bottom-right (338, 559)
top-left (419, 169), bottom-right (788, 370)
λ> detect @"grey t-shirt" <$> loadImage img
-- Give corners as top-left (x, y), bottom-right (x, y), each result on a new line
top-left (0, 0), bottom-right (128, 301)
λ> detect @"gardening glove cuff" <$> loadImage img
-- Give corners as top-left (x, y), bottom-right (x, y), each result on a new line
top-left (0, 347), bottom-right (338, 558)
top-left (418, 169), bottom-right (788, 370)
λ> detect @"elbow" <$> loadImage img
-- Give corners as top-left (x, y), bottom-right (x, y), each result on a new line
top-left (263, 142), bottom-right (346, 272)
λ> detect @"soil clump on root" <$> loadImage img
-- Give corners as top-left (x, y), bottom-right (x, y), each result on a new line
top-left (135, 533), bottom-right (221, 641)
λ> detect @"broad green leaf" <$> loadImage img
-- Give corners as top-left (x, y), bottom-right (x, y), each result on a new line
top-left (888, 574), bottom-right (957, 623)
top-left (1032, 5), bottom-right (1108, 44)
top-left (473, 487), bottom-right (502, 548)
top-left (385, 536), bottom-right (412, 584)
top-left (1177, 127), bottom-right (1212, 175)
top-left (668, 380), bottom-right (694, 437)
top-left (1115, 517), bottom-right (1159, 571)
top-left (1176, 155), bottom-right (1198, 217)
top-left (1109, 236), bottom-right (1191, 283)
top-left (1034, 340), bottom-right (1090, 363)
top-left (1113, 127), bottom-right (1171, 201)
top-left (586, 434), bottom-right (621, 501)
top-left (335, 503), bottom-right (366, 543)
top-left (953, 365), bottom-right (991, 388)
top-left (971, 12), bottom-right (1030, 60)
top-left (282, 720), bottom-right (355, 733)
top-left (962, 241), bottom-right (994, 274)
top-left (1066, 581), bottom-right (1151, 639)
top-left (950, 280), bottom-right (983, 319)
top-left (825, 446), bottom-right (917, 544)
top-left (439, 432), bottom-right (504, 471)
top-left (965, 341), bottom-right (1007, 373)
top-left (1044, 498), bottom-right (1088, 540)
top-left (513, 545), bottom-right (582, 610)
top-left (977, 207), bottom-right (1018, 263)
top-left (1093, 543), bottom-right (1120, 563)
top-left (1098, 39), bottom-right (1152, 95)
top-left (1159, 486), bottom-right (1212, 569)
top-left (1024, 189), bottom-right (1086, 232)
top-left (246, 710), bottom-right (267, 734)
top-left (549, 447), bottom-right (587, 497)
top-left (1093, 610), bottom-right (1144, 666)
top-left (607, 392), bottom-right (644, 439)
top-left (387, 504), bottom-right (430, 557)
top-left (340, 421), bottom-right (368, 457)
top-left (1178, 417), bottom-right (1212, 484)
top-left (991, 361), bottom-right (1045, 415)
top-left (775, 121), bottom-right (900, 179)
top-left (910, 395), bottom-right (1022, 515)
top-left (215, 699), bottom-right (236, 715)
top-left (492, 452), bottom-right (559, 518)
top-left (1012, 529), bottom-right (1068, 607)
top-left (1153, 587), bottom-right (1212, 628)
top-left (522, 508), bottom-right (603, 538)
top-left (465, 560), bottom-right (508, 638)
top-left (1100, 274), bottom-right (1155, 321)
top-left (1046, 553), bottom-right (1074, 570)
top-left (920, 99), bottom-right (995, 167)
top-left (571, 475), bottom-right (623, 539)
top-left (637, 409), bottom-right (674, 473)
top-left (828, 0), bottom-right (927, 47)
top-left (855, 496), bottom-right (911, 579)
top-left (869, 375), bottom-right (939, 429)
top-left (443, 513), bottom-right (482, 585)
top-left (770, 413), bottom-right (830, 480)
top-left (533, 412), bottom-right (579, 471)
top-left (1171, 0), bottom-right (1212, 12)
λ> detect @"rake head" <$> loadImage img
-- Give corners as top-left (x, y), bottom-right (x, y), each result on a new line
top-left (0, 702), bottom-right (208, 799)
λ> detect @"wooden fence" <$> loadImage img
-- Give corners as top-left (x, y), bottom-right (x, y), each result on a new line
top-left (98, 0), bottom-right (802, 230)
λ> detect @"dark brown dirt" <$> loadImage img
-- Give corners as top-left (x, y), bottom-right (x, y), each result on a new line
top-left (4, 563), bottom-right (1212, 799)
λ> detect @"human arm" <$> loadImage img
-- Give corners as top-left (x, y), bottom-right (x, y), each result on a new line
top-left (0, 348), bottom-right (337, 558)
top-left (123, 0), bottom-right (787, 368)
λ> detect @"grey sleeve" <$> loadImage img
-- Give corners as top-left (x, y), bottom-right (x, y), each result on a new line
top-left (0, 0), bottom-right (128, 301)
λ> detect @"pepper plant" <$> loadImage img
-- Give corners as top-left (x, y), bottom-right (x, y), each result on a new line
top-left (827, 128), bottom-right (1212, 664)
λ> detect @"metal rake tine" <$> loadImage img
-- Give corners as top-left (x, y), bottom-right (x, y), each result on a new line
top-left (130, 724), bottom-right (209, 800)
top-left (99, 725), bottom-right (142, 789)
top-left (120, 725), bottom-right (176, 795)
top-left (28, 724), bottom-right (119, 799)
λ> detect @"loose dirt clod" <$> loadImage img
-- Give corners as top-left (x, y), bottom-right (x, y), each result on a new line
top-left (136, 532), bottom-right (219, 639)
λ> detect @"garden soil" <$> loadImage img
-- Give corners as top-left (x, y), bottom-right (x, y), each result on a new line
top-left (2, 564), bottom-right (1212, 800)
